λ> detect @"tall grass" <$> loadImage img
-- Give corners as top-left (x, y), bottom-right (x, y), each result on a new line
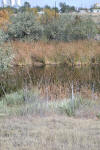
top-left (11, 40), bottom-right (100, 66)
top-left (0, 88), bottom-right (99, 118)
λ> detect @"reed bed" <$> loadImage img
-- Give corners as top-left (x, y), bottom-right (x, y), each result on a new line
top-left (11, 40), bottom-right (100, 66)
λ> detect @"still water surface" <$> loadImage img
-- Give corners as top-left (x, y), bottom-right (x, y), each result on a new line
top-left (0, 65), bottom-right (100, 99)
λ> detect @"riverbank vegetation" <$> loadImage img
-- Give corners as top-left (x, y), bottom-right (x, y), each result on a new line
top-left (0, 2), bottom-right (100, 115)
top-left (0, 10), bottom-right (99, 66)
top-left (0, 87), bottom-right (100, 119)
top-left (11, 40), bottom-right (100, 66)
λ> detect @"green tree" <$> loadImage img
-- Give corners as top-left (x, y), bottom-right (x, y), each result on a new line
top-left (35, 6), bottom-right (42, 12)
top-left (52, 7), bottom-right (59, 13)
top-left (44, 5), bottom-right (51, 10)
top-left (59, 2), bottom-right (76, 13)
top-left (24, 1), bottom-right (31, 8)
top-left (19, 2), bottom-right (31, 12)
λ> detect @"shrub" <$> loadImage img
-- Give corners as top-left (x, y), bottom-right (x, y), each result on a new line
top-left (57, 97), bottom-right (83, 116)
top-left (0, 30), bottom-right (13, 71)
top-left (44, 15), bottom-right (98, 41)
top-left (0, 29), bottom-right (8, 44)
top-left (1, 89), bottom-right (38, 106)
top-left (7, 12), bottom-right (43, 40)
top-left (64, 17), bottom-right (98, 41)
top-left (44, 15), bottom-right (74, 41)
top-left (0, 46), bottom-right (13, 71)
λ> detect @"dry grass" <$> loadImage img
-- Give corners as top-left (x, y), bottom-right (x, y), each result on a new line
top-left (11, 40), bottom-right (100, 66)
top-left (0, 115), bottom-right (100, 150)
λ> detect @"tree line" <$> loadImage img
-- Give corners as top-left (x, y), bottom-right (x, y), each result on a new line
top-left (0, 1), bottom-right (99, 42)
top-left (0, 2), bottom-right (77, 13)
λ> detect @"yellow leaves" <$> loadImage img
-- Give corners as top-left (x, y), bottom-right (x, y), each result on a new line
top-left (0, 10), bottom-right (10, 30)
top-left (31, 8), bottom-right (38, 15)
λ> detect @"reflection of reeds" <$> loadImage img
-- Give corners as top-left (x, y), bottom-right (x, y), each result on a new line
top-left (37, 81), bottom-right (100, 101)
top-left (11, 40), bottom-right (100, 66)
top-left (1, 63), bottom-right (100, 100)
top-left (39, 83), bottom-right (70, 100)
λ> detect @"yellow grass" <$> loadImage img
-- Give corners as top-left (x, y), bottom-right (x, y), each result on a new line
top-left (11, 40), bottom-right (100, 66)
top-left (0, 115), bottom-right (100, 150)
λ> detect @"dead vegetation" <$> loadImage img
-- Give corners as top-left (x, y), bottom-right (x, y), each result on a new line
top-left (11, 40), bottom-right (100, 66)
top-left (0, 115), bottom-right (100, 150)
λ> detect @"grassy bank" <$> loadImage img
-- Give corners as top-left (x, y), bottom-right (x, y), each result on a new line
top-left (11, 40), bottom-right (100, 66)
top-left (0, 89), bottom-right (100, 149)
top-left (0, 88), bottom-right (100, 118)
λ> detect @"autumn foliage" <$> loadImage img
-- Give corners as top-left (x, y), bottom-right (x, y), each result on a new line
top-left (0, 9), bottom-right (10, 30)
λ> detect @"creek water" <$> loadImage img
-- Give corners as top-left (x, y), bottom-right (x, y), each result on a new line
top-left (0, 64), bottom-right (100, 100)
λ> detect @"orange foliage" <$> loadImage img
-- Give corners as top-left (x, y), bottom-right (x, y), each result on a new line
top-left (0, 10), bottom-right (10, 30)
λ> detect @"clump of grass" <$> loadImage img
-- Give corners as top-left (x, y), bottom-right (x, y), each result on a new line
top-left (49, 96), bottom-right (83, 116)
top-left (1, 90), bottom-right (25, 106)
top-left (0, 88), bottom-right (50, 116)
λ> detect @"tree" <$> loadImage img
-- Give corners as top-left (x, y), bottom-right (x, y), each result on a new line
top-left (44, 5), bottom-right (51, 10)
top-left (19, 2), bottom-right (31, 12)
top-left (24, 2), bottom-right (31, 8)
top-left (35, 6), bottom-right (42, 12)
top-left (59, 2), bottom-right (67, 13)
top-left (59, 2), bottom-right (76, 13)
top-left (52, 7), bottom-right (59, 13)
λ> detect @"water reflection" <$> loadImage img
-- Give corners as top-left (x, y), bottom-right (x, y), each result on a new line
top-left (0, 65), bottom-right (100, 99)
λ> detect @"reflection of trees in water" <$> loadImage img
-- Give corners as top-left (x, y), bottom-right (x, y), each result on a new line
top-left (0, 65), bottom-right (100, 98)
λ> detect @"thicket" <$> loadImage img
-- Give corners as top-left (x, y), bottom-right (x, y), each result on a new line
top-left (44, 15), bottom-right (98, 41)
top-left (3, 12), bottom-right (98, 42)
top-left (7, 12), bottom-right (43, 40)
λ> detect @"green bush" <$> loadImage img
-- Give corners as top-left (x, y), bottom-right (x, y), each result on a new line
top-left (64, 17), bottom-right (98, 41)
top-left (7, 13), bottom-right (98, 42)
top-left (7, 12), bottom-right (43, 40)
top-left (0, 89), bottom-right (49, 116)
top-left (0, 30), bottom-right (13, 71)
top-left (44, 15), bottom-right (98, 41)
top-left (0, 46), bottom-right (13, 71)
top-left (2, 90), bottom-right (25, 106)
top-left (0, 30), bottom-right (8, 44)
top-left (58, 97), bottom-right (83, 116)
top-left (44, 15), bottom-right (74, 41)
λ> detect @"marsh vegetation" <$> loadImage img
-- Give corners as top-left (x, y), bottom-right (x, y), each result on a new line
top-left (0, 3), bottom-right (100, 150)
